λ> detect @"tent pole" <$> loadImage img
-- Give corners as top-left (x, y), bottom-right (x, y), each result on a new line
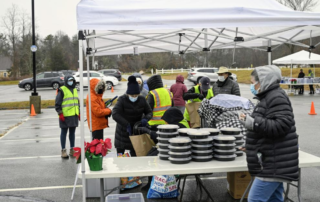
top-left (78, 33), bottom-right (86, 202)
top-left (86, 56), bottom-right (93, 137)
top-left (204, 28), bottom-right (208, 67)
top-left (268, 40), bottom-right (272, 65)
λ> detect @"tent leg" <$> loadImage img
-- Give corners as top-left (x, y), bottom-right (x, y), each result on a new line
top-left (268, 40), bottom-right (272, 65)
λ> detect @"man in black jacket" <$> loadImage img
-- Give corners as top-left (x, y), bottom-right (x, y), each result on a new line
top-left (240, 65), bottom-right (298, 202)
top-left (212, 66), bottom-right (240, 96)
top-left (298, 69), bottom-right (305, 94)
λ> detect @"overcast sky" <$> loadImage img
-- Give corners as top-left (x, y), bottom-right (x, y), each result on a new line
top-left (1, 0), bottom-right (320, 38)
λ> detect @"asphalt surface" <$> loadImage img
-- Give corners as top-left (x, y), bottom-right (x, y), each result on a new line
top-left (0, 79), bottom-right (320, 202)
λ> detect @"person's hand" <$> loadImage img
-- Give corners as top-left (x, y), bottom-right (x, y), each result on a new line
top-left (239, 113), bottom-right (246, 121)
top-left (239, 147), bottom-right (246, 152)
top-left (141, 119), bottom-right (148, 127)
top-left (127, 124), bottom-right (132, 136)
top-left (198, 94), bottom-right (204, 100)
top-left (59, 113), bottom-right (65, 122)
top-left (138, 127), bottom-right (151, 134)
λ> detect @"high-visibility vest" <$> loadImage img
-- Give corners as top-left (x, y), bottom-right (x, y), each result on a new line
top-left (179, 119), bottom-right (190, 128)
top-left (184, 86), bottom-right (214, 121)
top-left (60, 86), bottom-right (79, 117)
top-left (148, 88), bottom-right (173, 126)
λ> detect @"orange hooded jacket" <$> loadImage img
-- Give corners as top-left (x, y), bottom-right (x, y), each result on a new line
top-left (86, 79), bottom-right (111, 131)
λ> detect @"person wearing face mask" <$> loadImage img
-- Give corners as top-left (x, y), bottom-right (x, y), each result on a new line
top-left (183, 77), bottom-right (214, 124)
top-left (212, 66), bottom-right (240, 96)
top-left (239, 65), bottom-right (298, 202)
top-left (112, 76), bottom-right (152, 156)
top-left (86, 78), bottom-right (112, 140)
top-left (55, 76), bottom-right (80, 158)
top-left (136, 77), bottom-right (149, 98)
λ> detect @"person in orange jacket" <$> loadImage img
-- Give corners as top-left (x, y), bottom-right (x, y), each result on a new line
top-left (86, 78), bottom-right (112, 140)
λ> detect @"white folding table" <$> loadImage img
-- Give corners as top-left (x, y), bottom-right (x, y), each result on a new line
top-left (78, 151), bottom-right (320, 202)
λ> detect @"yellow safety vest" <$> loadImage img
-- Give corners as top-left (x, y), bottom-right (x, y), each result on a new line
top-left (60, 86), bottom-right (79, 117)
top-left (148, 88), bottom-right (173, 126)
top-left (179, 119), bottom-right (190, 128)
top-left (184, 86), bottom-right (214, 121)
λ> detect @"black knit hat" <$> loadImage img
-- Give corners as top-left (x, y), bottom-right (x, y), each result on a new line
top-left (126, 76), bottom-right (140, 95)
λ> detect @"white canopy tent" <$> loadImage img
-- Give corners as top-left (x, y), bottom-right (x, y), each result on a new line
top-left (76, 0), bottom-right (320, 201)
top-left (273, 50), bottom-right (320, 78)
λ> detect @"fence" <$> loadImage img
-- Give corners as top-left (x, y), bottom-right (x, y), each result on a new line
top-left (154, 68), bottom-right (191, 74)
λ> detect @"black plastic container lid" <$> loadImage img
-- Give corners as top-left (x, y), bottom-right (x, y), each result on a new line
top-left (192, 155), bottom-right (213, 159)
top-left (168, 157), bottom-right (192, 161)
top-left (213, 136), bottom-right (236, 141)
top-left (168, 145), bottom-right (191, 150)
top-left (192, 137), bottom-right (213, 142)
top-left (191, 144), bottom-right (212, 148)
top-left (213, 143), bottom-right (236, 147)
top-left (158, 148), bottom-right (169, 153)
top-left (214, 154), bottom-right (237, 158)
top-left (214, 149), bottom-right (236, 153)
top-left (191, 149), bottom-right (213, 153)
top-left (157, 143), bottom-right (169, 147)
top-left (169, 151), bottom-right (192, 156)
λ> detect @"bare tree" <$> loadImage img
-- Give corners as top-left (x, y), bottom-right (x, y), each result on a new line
top-left (277, 0), bottom-right (318, 11)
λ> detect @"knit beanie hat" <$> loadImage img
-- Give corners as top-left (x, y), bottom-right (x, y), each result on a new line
top-left (126, 76), bottom-right (140, 95)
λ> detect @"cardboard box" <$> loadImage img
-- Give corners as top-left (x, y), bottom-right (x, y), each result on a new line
top-left (227, 171), bottom-right (252, 199)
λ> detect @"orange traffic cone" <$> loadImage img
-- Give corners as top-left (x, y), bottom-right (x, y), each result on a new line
top-left (30, 104), bottom-right (37, 116)
top-left (309, 102), bottom-right (317, 115)
top-left (111, 86), bottom-right (114, 93)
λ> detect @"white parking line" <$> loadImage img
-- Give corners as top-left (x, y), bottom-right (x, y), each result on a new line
top-left (0, 185), bottom-right (82, 192)
top-left (0, 155), bottom-right (61, 161)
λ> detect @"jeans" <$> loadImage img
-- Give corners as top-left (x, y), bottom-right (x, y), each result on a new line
top-left (175, 106), bottom-right (185, 114)
top-left (92, 129), bottom-right (104, 140)
top-left (116, 148), bottom-right (136, 157)
top-left (60, 127), bottom-right (76, 149)
top-left (248, 178), bottom-right (284, 202)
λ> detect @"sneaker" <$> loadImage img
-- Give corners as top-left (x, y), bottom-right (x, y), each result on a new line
top-left (61, 149), bottom-right (69, 158)
top-left (69, 148), bottom-right (75, 157)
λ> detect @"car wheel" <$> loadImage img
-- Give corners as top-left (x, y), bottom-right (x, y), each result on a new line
top-left (106, 81), bottom-right (113, 90)
top-left (24, 83), bottom-right (32, 91)
top-left (197, 77), bottom-right (202, 84)
top-left (52, 82), bottom-right (60, 90)
top-left (75, 83), bottom-right (80, 91)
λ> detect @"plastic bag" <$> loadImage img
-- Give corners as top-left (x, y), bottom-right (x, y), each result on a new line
top-left (147, 175), bottom-right (179, 198)
top-left (118, 153), bottom-right (142, 190)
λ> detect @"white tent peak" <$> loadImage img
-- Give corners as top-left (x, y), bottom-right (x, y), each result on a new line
top-left (273, 50), bottom-right (320, 64)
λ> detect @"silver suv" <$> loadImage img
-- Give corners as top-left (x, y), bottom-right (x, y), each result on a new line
top-left (187, 67), bottom-right (237, 84)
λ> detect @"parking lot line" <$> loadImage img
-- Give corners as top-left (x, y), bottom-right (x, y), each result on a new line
top-left (0, 155), bottom-right (61, 161)
top-left (0, 185), bottom-right (82, 192)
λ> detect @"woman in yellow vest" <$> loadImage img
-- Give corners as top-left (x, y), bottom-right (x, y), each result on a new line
top-left (55, 76), bottom-right (79, 159)
top-left (183, 77), bottom-right (214, 126)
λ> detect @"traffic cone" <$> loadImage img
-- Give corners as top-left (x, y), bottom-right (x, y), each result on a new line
top-left (309, 102), bottom-right (317, 115)
top-left (111, 86), bottom-right (114, 93)
top-left (30, 104), bottom-right (37, 116)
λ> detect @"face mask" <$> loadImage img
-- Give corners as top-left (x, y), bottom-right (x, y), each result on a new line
top-left (250, 83), bottom-right (259, 95)
top-left (67, 81), bottom-right (74, 86)
top-left (218, 76), bottom-right (225, 82)
top-left (129, 96), bottom-right (138, 102)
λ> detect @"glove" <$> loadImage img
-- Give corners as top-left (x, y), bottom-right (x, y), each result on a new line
top-left (138, 127), bottom-right (151, 135)
top-left (59, 113), bottom-right (65, 122)
top-left (141, 119), bottom-right (148, 127)
top-left (127, 124), bottom-right (132, 136)
top-left (198, 94), bottom-right (204, 100)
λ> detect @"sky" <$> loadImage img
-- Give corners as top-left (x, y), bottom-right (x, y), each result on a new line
top-left (0, 0), bottom-right (320, 38)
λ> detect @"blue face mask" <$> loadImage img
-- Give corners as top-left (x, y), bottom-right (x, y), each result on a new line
top-left (129, 96), bottom-right (138, 102)
top-left (250, 83), bottom-right (259, 95)
top-left (67, 81), bottom-right (74, 86)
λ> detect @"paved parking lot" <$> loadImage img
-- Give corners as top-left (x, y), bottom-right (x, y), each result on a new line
top-left (0, 79), bottom-right (320, 202)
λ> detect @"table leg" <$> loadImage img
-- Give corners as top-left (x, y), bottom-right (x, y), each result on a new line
top-left (179, 175), bottom-right (187, 202)
top-left (298, 168), bottom-right (302, 202)
top-left (195, 175), bottom-right (214, 202)
top-left (240, 177), bottom-right (254, 202)
top-left (195, 176), bottom-right (203, 202)
top-left (284, 183), bottom-right (290, 202)
top-left (100, 178), bottom-right (105, 202)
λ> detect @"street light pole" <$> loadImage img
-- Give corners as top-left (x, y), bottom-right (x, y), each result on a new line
top-left (31, 0), bottom-right (37, 96)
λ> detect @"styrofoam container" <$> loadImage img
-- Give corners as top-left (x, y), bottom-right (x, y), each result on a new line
top-left (168, 145), bottom-right (191, 152)
top-left (192, 155), bottom-right (213, 162)
top-left (214, 154), bottom-right (237, 161)
top-left (106, 193), bottom-right (144, 202)
top-left (169, 157), bottom-right (192, 164)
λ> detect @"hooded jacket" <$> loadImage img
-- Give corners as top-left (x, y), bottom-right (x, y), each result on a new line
top-left (55, 75), bottom-right (79, 129)
top-left (86, 79), bottom-right (111, 132)
top-left (246, 65), bottom-right (299, 181)
top-left (133, 74), bottom-right (149, 98)
top-left (170, 75), bottom-right (187, 106)
top-left (212, 76), bottom-right (240, 96)
top-left (112, 94), bottom-right (153, 150)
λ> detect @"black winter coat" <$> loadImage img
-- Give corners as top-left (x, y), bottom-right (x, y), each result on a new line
top-left (212, 77), bottom-right (240, 96)
top-left (246, 84), bottom-right (299, 181)
top-left (112, 94), bottom-right (153, 150)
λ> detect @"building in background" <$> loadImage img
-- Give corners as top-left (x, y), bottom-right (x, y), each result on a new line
top-left (0, 55), bottom-right (11, 78)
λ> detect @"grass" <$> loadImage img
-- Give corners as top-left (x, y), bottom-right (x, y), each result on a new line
top-left (160, 72), bottom-right (189, 80)
top-left (0, 98), bottom-right (118, 110)
top-left (121, 78), bottom-right (127, 82)
top-left (0, 80), bottom-right (19, 85)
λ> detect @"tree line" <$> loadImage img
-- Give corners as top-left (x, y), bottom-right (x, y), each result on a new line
top-left (1, 2), bottom-right (319, 78)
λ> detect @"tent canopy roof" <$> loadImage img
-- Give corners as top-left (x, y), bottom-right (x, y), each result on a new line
top-left (273, 50), bottom-right (320, 64)
top-left (77, 0), bottom-right (320, 56)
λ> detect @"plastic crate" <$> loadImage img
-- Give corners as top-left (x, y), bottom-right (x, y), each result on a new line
top-left (106, 193), bottom-right (144, 202)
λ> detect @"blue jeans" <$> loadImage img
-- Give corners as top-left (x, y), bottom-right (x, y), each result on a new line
top-left (60, 127), bottom-right (76, 149)
top-left (248, 178), bottom-right (284, 202)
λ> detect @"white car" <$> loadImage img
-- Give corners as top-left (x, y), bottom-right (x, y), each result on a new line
top-left (74, 71), bottom-right (119, 90)
top-left (187, 67), bottom-right (237, 84)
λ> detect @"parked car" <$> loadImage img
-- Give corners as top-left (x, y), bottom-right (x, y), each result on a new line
top-left (18, 71), bottom-right (65, 91)
top-left (73, 71), bottom-right (119, 90)
top-left (61, 70), bottom-right (76, 76)
top-left (98, 69), bottom-right (122, 81)
top-left (187, 67), bottom-right (237, 84)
